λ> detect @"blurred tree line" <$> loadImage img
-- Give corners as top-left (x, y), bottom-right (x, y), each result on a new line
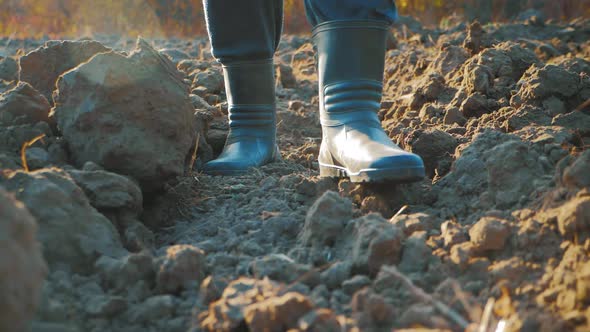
top-left (0, 0), bottom-right (588, 38)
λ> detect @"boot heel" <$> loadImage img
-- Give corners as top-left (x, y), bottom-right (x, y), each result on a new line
top-left (272, 145), bottom-right (282, 161)
top-left (319, 164), bottom-right (346, 178)
top-left (318, 142), bottom-right (346, 178)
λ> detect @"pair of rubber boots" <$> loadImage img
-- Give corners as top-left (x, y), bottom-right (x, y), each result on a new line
top-left (203, 20), bottom-right (425, 183)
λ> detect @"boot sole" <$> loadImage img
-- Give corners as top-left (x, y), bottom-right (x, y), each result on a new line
top-left (319, 163), bottom-right (425, 183)
top-left (202, 147), bottom-right (282, 176)
top-left (203, 168), bottom-right (254, 176)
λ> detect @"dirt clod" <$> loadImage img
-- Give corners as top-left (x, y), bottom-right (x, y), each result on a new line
top-left (0, 82), bottom-right (50, 126)
top-left (244, 292), bottom-right (313, 332)
top-left (66, 169), bottom-right (143, 214)
top-left (299, 191), bottom-right (353, 247)
top-left (563, 151), bottom-right (590, 189)
top-left (469, 216), bottom-right (511, 251)
top-left (463, 21), bottom-right (494, 55)
top-left (53, 38), bottom-right (197, 192)
top-left (557, 197), bottom-right (590, 239)
top-left (297, 308), bottom-right (342, 332)
top-left (353, 214), bottom-right (405, 275)
top-left (0, 188), bottom-right (47, 332)
top-left (0, 56), bottom-right (18, 82)
top-left (199, 277), bottom-right (314, 332)
top-left (156, 245), bottom-right (206, 294)
top-left (1, 169), bottom-right (126, 272)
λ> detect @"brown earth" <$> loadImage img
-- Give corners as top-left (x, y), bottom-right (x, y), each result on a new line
top-left (0, 15), bottom-right (589, 332)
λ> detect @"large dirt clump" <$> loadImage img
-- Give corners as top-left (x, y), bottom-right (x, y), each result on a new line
top-left (0, 188), bottom-right (47, 332)
top-left (0, 169), bottom-right (127, 273)
top-left (52, 38), bottom-right (198, 192)
top-left (19, 40), bottom-right (111, 103)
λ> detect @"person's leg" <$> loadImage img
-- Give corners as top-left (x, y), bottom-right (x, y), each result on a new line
top-left (202, 0), bottom-right (283, 63)
top-left (305, 0), bottom-right (426, 183)
top-left (202, 0), bottom-right (283, 175)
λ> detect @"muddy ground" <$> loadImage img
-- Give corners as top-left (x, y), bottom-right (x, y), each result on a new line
top-left (0, 14), bottom-right (590, 332)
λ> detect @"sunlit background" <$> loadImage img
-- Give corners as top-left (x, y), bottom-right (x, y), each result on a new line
top-left (0, 0), bottom-right (588, 38)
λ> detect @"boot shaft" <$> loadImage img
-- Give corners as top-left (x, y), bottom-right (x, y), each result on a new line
top-left (312, 20), bottom-right (388, 85)
top-left (312, 20), bottom-right (389, 126)
top-left (203, 60), bottom-right (279, 174)
top-left (312, 21), bottom-right (426, 183)
top-left (222, 61), bottom-right (276, 139)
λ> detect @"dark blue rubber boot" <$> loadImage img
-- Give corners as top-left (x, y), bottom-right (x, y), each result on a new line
top-left (202, 61), bottom-right (279, 175)
top-left (314, 20), bottom-right (425, 183)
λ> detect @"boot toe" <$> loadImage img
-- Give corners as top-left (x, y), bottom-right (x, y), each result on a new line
top-left (202, 142), bottom-right (279, 176)
top-left (347, 152), bottom-right (425, 183)
top-left (368, 152), bottom-right (425, 171)
top-left (203, 159), bottom-right (253, 176)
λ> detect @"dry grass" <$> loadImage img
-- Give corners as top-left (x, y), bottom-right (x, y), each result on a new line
top-left (1, 0), bottom-right (588, 37)
top-left (20, 134), bottom-right (45, 172)
top-left (390, 204), bottom-right (409, 221)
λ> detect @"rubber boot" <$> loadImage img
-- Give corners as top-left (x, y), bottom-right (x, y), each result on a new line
top-left (313, 20), bottom-right (425, 183)
top-left (203, 61), bottom-right (279, 175)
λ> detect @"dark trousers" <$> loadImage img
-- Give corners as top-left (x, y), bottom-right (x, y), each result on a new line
top-left (202, 0), bottom-right (398, 63)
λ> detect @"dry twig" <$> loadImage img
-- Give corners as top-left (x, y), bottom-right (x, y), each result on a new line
top-left (189, 133), bottom-right (201, 172)
top-left (479, 298), bottom-right (495, 332)
top-left (20, 134), bottom-right (45, 172)
top-left (389, 204), bottom-right (408, 221)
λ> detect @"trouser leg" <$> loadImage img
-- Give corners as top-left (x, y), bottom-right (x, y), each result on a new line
top-left (202, 0), bottom-right (283, 63)
top-left (304, 0), bottom-right (398, 26)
